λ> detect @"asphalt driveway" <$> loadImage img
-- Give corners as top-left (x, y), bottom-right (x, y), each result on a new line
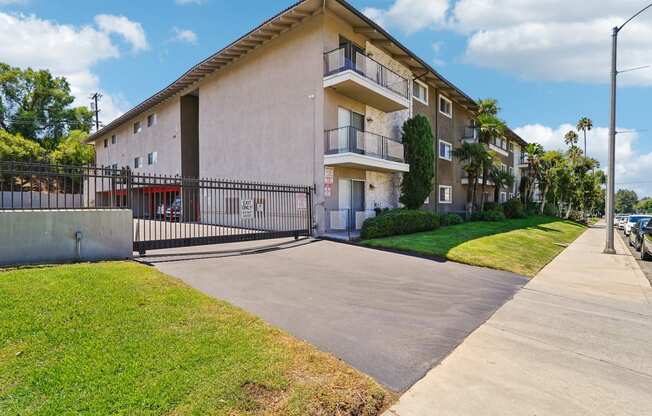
top-left (142, 238), bottom-right (528, 391)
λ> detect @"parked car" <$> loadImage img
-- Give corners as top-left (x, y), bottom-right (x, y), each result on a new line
top-left (614, 214), bottom-right (626, 227)
top-left (624, 215), bottom-right (652, 236)
top-left (640, 227), bottom-right (652, 261)
top-left (628, 218), bottom-right (651, 251)
top-left (157, 197), bottom-right (182, 221)
top-left (618, 216), bottom-right (629, 230)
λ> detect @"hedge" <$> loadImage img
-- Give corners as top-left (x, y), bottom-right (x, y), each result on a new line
top-left (361, 209), bottom-right (440, 239)
top-left (440, 213), bottom-right (464, 226)
top-left (503, 198), bottom-right (526, 219)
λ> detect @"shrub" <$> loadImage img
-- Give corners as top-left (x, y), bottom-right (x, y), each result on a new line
top-left (543, 203), bottom-right (558, 217)
top-left (361, 209), bottom-right (440, 239)
top-left (481, 210), bottom-right (506, 222)
top-left (440, 213), bottom-right (464, 226)
top-left (503, 199), bottom-right (526, 219)
top-left (483, 202), bottom-right (503, 213)
top-left (469, 211), bottom-right (484, 222)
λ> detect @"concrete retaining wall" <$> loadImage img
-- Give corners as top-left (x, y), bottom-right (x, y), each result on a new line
top-left (0, 210), bottom-right (133, 266)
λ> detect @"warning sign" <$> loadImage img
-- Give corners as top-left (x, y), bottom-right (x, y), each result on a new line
top-left (240, 198), bottom-right (254, 219)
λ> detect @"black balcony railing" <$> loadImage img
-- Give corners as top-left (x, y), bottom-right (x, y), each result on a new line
top-left (323, 47), bottom-right (410, 99)
top-left (324, 126), bottom-right (405, 163)
top-left (519, 154), bottom-right (529, 165)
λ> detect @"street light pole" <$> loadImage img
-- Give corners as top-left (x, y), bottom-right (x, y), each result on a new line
top-left (604, 3), bottom-right (652, 254)
top-left (604, 27), bottom-right (618, 254)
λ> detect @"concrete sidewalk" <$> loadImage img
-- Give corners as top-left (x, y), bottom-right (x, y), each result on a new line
top-left (385, 222), bottom-right (652, 416)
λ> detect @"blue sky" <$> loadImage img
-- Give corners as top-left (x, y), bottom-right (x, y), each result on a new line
top-left (1, 0), bottom-right (651, 195)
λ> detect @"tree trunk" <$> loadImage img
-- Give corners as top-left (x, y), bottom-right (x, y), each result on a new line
top-left (480, 169), bottom-right (488, 211)
top-left (539, 186), bottom-right (549, 214)
top-left (466, 174), bottom-right (474, 216)
top-left (494, 183), bottom-right (500, 204)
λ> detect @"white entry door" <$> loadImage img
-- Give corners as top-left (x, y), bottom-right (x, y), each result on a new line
top-left (337, 107), bottom-right (351, 151)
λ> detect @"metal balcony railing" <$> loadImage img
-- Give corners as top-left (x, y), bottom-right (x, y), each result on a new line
top-left (324, 126), bottom-right (405, 163)
top-left (462, 125), bottom-right (479, 142)
top-left (323, 47), bottom-right (410, 99)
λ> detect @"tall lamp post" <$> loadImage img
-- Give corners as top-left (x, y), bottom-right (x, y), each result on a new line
top-left (604, 3), bottom-right (652, 254)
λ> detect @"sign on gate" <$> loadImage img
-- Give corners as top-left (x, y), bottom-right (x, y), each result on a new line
top-left (240, 198), bottom-right (254, 219)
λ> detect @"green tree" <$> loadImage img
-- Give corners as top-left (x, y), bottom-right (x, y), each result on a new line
top-left (537, 150), bottom-right (564, 215)
top-left (564, 130), bottom-right (579, 147)
top-left (576, 117), bottom-right (593, 157)
top-left (0, 63), bottom-right (93, 146)
top-left (615, 189), bottom-right (638, 214)
top-left (523, 143), bottom-right (544, 204)
top-left (636, 198), bottom-right (652, 213)
top-left (399, 115), bottom-right (434, 209)
top-left (453, 141), bottom-right (489, 215)
top-left (476, 98), bottom-right (500, 116)
top-left (49, 130), bottom-right (95, 166)
top-left (489, 167), bottom-right (515, 203)
top-left (0, 129), bottom-right (45, 162)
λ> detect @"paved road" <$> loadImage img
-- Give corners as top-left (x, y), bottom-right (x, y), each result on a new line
top-left (141, 238), bottom-right (528, 391)
top-left (385, 222), bottom-right (652, 416)
top-left (618, 229), bottom-right (652, 286)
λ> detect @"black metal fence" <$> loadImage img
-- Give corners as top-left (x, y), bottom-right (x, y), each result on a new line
top-left (0, 161), bottom-right (313, 254)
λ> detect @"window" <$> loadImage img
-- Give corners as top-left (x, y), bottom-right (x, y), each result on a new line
top-left (413, 80), bottom-right (428, 105)
top-left (439, 140), bottom-right (452, 161)
top-left (439, 95), bottom-right (452, 118)
top-left (508, 141), bottom-right (514, 152)
top-left (500, 192), bottom-right (507, 203)
top-left (134, 156), bottom-right (143, 169)
top-left (111, 163), bottom-right (118, 171)
top-left (103, 139), bottom-right (108, 148)
top-left (147, 114), bottom-right (157, 127)
top-left (147, 151), bottom-right (157, 165)
top-left (133, 121), bottom-right (142, 134)
top-left (501, 163), bottom-right (508, 172)
top-left (439, 185), bottom-right (452, 204)
top-left (509, 166), bottom-right (514, 176)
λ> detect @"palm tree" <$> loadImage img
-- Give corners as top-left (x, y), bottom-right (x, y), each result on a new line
top-left (489, 167), bottom-right (515, 203)
top-left (453, 142), bottom-right (487, 215)
top-left (537, 151), bottom-right (563, 215)
top-left (474, 113), bottom-right (505, 210)
top-left (576, 117), bottom-right (593, 157)
top-left (564, 130), bottom-right (579, 147)
top-left (477, 98), bottom-right (500, 117)
top-left (524, 143), bottom-right (544, 204)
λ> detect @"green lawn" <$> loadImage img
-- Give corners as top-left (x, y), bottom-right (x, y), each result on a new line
top-left (0, 262), bottom-right (392, 416)
top-left (362, 216), bottom-right (587, 277)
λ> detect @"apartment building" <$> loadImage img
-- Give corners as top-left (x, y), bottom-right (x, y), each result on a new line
top-left (87, 0), bottom-right (526, 236)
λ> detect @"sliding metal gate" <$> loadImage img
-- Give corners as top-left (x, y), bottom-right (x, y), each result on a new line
top-left (1, 161), bottom-right (313, 254)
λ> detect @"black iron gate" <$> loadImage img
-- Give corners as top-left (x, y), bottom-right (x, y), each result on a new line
top-left (1, 161), bottom-right (313, 254)
top-left (128, 173), bottom-right (313, 254)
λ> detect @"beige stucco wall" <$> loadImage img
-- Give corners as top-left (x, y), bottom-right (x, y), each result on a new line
top-left (196, 15), bottom-right (324, 187)
top-left (93, 98), bottom-right (182, 175)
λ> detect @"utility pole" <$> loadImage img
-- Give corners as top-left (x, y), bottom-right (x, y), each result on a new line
top-left (604, 3), bottom-right (652, 254)
top-left (90, 92), bottom-right (102, 132)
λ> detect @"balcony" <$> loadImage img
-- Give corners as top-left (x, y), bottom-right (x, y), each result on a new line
top-left (323, 47), bottom-right (410, 113)
top-left (518, 154), bottom-right (529, 168)
top-left (323, 126), bottom-right (409, 173)
top-left (462, 126), bottom-right (479, 143)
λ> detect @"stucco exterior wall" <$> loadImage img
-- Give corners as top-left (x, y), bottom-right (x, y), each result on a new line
top-left (196, 15), bottom-right (324, 186)
top-left (93, 98), bottom-right (182, 176)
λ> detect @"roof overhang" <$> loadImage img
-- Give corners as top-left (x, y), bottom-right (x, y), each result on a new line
top-left (87, 0), bottom-right (482, 143)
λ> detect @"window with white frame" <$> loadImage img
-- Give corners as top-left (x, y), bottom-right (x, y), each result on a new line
top-left (500, 192), bottom-right (507, 203)
top-left (508, 141), bottom-right (514, 152)
top-left (133, 121), bottom-right (142, 134)
top-left (111, 134), bottom-right (117, 145)
top-left (134, 156), bottom-right (143, 168)
top-left (413, 80), bottom-right (428, 105)
top-left (439, 140), bottom-right (452, 161)
top-left (439, 95), bottom-right (452, 118)
top-left (103, 139), bottom-right (108, 148)
top-left (147, 151), bottom-right (157, 165)
top-left (147, 113), bottom-right (157, 127)
top-left (439, 185), bottom-right (453, 204)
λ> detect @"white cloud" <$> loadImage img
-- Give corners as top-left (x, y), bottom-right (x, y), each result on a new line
top-left (363, 0), bottom-right (449, 34)
top-left (0, 12), bottom-right (147, 126)
top-left (94, 14), bottom-right (148, 52)
top-left (171, 27), bottom-right (198, 44)
top-left (515, 123), bottom-right (652, 196)
top-left (451, 0), bottom-right (652, 86)
top-left (0, 0), bottom-right (28, 5)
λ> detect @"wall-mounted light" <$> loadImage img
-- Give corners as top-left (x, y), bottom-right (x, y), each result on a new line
top-left (366, 117), bottom-right (374, 123)
top-left (369, 183), bottom-right (375, 190)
